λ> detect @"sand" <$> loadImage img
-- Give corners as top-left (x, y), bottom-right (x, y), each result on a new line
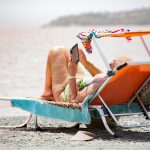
top-left (0, 116), bottom-right (150, 150)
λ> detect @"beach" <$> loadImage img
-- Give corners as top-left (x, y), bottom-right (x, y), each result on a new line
top-left (0, 25), bottom-right (150, 149)
top-left (0, 115), bottom-right (150, 150)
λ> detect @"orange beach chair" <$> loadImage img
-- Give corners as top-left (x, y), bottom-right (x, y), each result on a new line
top-left (89, 62), bottom-right (150, 137)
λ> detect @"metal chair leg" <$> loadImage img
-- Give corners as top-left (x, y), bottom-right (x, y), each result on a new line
top-left (136, 93), bottom-right (150, 120)
top-left (0, 113), bottom-right (33, 129)
top-left (34, 115), bottom-right (42, 131)
top-left (96, 106), bottom-right (117, 137)
top-left (97, 95), bottom-right (150, 128)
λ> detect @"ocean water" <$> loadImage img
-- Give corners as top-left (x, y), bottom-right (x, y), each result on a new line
top-left (0, 25), bottom-right (150, 116)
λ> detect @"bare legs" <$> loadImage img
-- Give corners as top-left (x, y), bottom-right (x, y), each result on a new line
top-left (41, 50), bottom-right (53, 100)
top-left (41, 46), bottom-right (85, 101)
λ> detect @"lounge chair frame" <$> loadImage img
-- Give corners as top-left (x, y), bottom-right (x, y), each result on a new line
top-left (89, 72), bottom-right (150, 137)
top-left (0, 73), bottom-right (149, 137)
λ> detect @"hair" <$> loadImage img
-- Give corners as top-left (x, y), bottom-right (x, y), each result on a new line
top-left (110, 56), bottom-right (132, 69)
top-left (116, 56), bottom-right (132, 64)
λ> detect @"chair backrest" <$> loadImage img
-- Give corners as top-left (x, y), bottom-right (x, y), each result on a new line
top-left (91, 63), bottom-right (150, 106)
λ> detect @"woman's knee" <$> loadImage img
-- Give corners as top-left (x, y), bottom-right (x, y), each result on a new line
top-left (48, 46), bottom-right (68, 58)
top-left (48, 46), bottom-right (70, 63)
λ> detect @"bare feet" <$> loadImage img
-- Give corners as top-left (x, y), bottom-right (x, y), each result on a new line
top-left (41, 90), bottom-right (54, 101)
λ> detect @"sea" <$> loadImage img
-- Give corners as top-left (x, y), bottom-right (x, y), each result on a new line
top-left (0, 25), bottom-right (150, 116)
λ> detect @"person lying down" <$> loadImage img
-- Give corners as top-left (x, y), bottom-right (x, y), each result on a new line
top-left (41, 46), bottom-right (131, 103)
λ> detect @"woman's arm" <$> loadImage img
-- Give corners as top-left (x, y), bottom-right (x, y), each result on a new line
top-left (82, 60), bottom-right (103, 76)
top-left (79, 49), bottom-right (103, 76)
top-left (67, 48), bottom-right (103, 102)
top-left (67, 61), bottom-right (78, 101)
top-left (71, 76), bottom-right (107, 103)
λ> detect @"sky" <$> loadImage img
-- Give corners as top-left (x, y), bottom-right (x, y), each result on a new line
top-left (0, 0), bottom-right (150, 27)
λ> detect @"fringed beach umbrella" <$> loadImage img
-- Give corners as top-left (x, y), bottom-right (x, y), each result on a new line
top-left (77, 29), bottom-right (150, 54)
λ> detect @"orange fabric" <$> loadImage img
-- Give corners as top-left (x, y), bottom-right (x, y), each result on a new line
top-left (103, 31), bottom-right (150, 38)
top-left (92, 64), bottom-right (150, 106)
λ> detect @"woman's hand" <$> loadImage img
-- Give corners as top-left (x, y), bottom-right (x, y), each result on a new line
top-left (79, 49), bottom-right (87, 65)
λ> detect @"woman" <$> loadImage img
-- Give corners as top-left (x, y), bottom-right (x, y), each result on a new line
top-left (41, 46), bottom-right (130, 103)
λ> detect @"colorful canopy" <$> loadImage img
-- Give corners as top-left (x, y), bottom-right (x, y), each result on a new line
top-left (77, 29), bottom-right (150, 54)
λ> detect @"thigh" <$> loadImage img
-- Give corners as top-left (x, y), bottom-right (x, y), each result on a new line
top-left (50, 48), bottom-right (69, 97)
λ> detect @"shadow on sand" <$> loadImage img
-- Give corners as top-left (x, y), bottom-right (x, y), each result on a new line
top-left (7, 124), bottom-right (150, 142)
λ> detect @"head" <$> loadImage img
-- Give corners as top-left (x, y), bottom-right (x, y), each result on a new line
top-left (110, 56), bottom-right (132, 69)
